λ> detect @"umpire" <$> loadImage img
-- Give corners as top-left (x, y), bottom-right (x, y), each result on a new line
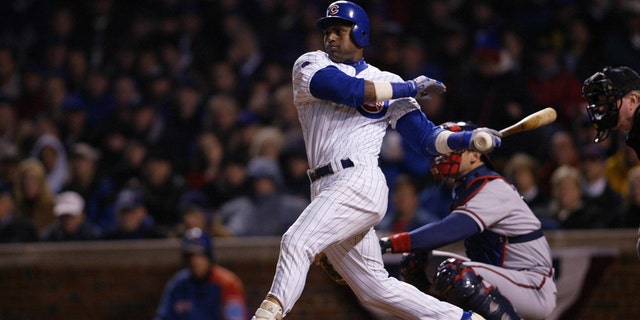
top-left (581, 66), bottom-right (640, 258)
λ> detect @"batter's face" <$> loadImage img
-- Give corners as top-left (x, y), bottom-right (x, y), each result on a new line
top-left (322, 21), bottom-right (362, 63)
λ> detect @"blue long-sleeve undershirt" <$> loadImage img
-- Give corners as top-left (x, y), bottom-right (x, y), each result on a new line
top-left (310, 66), bottom-right (365, 107)
top-left (395, 109), bottom-right (445, 158)
top-left (409, 213), bottom-right (480, 250)
top-left (309, 67), bottom-right (470, 158)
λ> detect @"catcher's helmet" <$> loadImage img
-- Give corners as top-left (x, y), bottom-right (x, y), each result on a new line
top-left (316, 1), bottom-right (370, 47)
top-left (431, 121), bottom-right (493, 180)
top-left (582, 66), bottom-right (640, 142)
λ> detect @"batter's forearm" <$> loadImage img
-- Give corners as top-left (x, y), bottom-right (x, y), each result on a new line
top-left (363, 81), bottom-right (378, 104)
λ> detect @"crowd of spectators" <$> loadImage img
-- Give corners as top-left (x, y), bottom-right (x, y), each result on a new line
top-left (0, 0), bottom-right (639, 243)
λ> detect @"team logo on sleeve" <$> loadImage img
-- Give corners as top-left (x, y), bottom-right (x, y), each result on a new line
top-left (357, 101), bottom-right (388, 119)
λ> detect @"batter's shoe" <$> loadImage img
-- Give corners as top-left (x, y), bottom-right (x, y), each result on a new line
top-left (252, 298), bottom-right (283, 320)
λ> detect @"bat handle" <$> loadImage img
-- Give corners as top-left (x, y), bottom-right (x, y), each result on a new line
top-left (472, 131), bottom-right (494, 152)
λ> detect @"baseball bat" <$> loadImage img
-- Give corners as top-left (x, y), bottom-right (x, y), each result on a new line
top-left (499, 107), bottom-right (557, 137)
top-left (473, 107), bottom-right (557, 152)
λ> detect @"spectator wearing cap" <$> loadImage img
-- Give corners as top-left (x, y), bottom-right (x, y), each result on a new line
top-left (40, 191), bottom-right (102, 242)
top-left (110, 139), bottom-right (149, 190)
top-left (63, 142), bottom-right (116, 231)
top-left (59, 94), bottom-right (91, 150)
top-left (154, 227), bottom-right (248, 320)
top-left (580, 143), bottom-right (624, 225)
top-left (203, 151), bottom-right (251, 211)
top-left (218, 156), bottom-right (307, 237)
top-left (0, 182), bottom-right (38, 243)
top-left (138, 149), bottom-right (185, 229)
top-left (172, 190), bottom-right (230, 238)
top-left (164, 78), bottom-right (205, 176)
top-left (103, 188), bottom-right (167, 240)
top-left (81, 69), bottom-right (115, 127)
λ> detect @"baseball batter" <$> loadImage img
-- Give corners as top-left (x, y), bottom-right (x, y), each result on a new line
top-left (380, 122), bottom-right (557, 320)
top-left (252, 2), bottom-right (501, 320)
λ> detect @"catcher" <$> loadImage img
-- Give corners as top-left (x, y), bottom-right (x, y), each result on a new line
top-left (380, 122), bottom-right (557, 320)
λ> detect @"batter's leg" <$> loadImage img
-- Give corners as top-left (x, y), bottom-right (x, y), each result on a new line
top-left (263, 169), bottom-right (388, 317)
top-left (325, 228), bottom-right (466, 320)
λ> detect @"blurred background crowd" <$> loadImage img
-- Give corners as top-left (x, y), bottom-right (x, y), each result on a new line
top-left (0, 0), bottom-right (639, 244)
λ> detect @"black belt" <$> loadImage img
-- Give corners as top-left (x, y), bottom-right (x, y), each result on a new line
top-left (308, 159), bottom-right (354, 182)
top-left (506, 229), bottom-right (544, 244)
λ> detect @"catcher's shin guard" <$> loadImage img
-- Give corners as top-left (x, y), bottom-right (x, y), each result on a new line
top-left (252, 296), bottom-right (283, 320)
top-left (434, 258), bottom-right (520, 320)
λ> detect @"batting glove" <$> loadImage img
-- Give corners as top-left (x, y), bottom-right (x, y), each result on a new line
top-left (469, 127), bottom-right (502, 152)
top-left (380, 232), bottom-right (412, 254)
top-left (446, 128), bottom-right (502, 153)
top-left (408, 75), bottom-right (446, 99)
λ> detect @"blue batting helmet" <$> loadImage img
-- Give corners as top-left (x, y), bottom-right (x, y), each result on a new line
top-left (316, 1), bottom-right (370, 47)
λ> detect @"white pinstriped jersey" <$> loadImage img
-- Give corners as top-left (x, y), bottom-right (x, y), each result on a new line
top-left (292, 50), bottom-right (419, 169)
top-left (267, 49), bottom-right (465, 319)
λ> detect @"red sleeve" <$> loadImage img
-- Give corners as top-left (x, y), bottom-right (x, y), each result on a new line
top-left (211, 265), bottom-right (248, 320)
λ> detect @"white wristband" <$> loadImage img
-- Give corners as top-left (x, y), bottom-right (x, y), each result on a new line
top-left (373, 81), bottom-right (393, 102)
top-left (435, 131), bottom-right (454, 154)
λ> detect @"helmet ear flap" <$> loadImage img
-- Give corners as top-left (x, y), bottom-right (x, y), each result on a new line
top-left (350, 22), bottom-right (368, 47)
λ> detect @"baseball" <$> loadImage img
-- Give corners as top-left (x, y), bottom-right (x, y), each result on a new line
top-left (473, 132), bottom-right (493, 152)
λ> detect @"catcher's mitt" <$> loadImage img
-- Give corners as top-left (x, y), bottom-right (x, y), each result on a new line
top-left (400, 249), bottom-right (432, 293)
top-left (314, 252), bottom-right (347, 285)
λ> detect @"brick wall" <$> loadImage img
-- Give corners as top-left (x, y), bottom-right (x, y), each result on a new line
top-left (0, 229), bottom-right (637, 320)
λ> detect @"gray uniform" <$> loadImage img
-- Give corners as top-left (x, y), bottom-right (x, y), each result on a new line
top-left (455, 177), bottom-right (557, 319)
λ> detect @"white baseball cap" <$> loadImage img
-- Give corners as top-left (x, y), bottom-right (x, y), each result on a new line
top-left (54, 191), bottom-right (85, 217)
